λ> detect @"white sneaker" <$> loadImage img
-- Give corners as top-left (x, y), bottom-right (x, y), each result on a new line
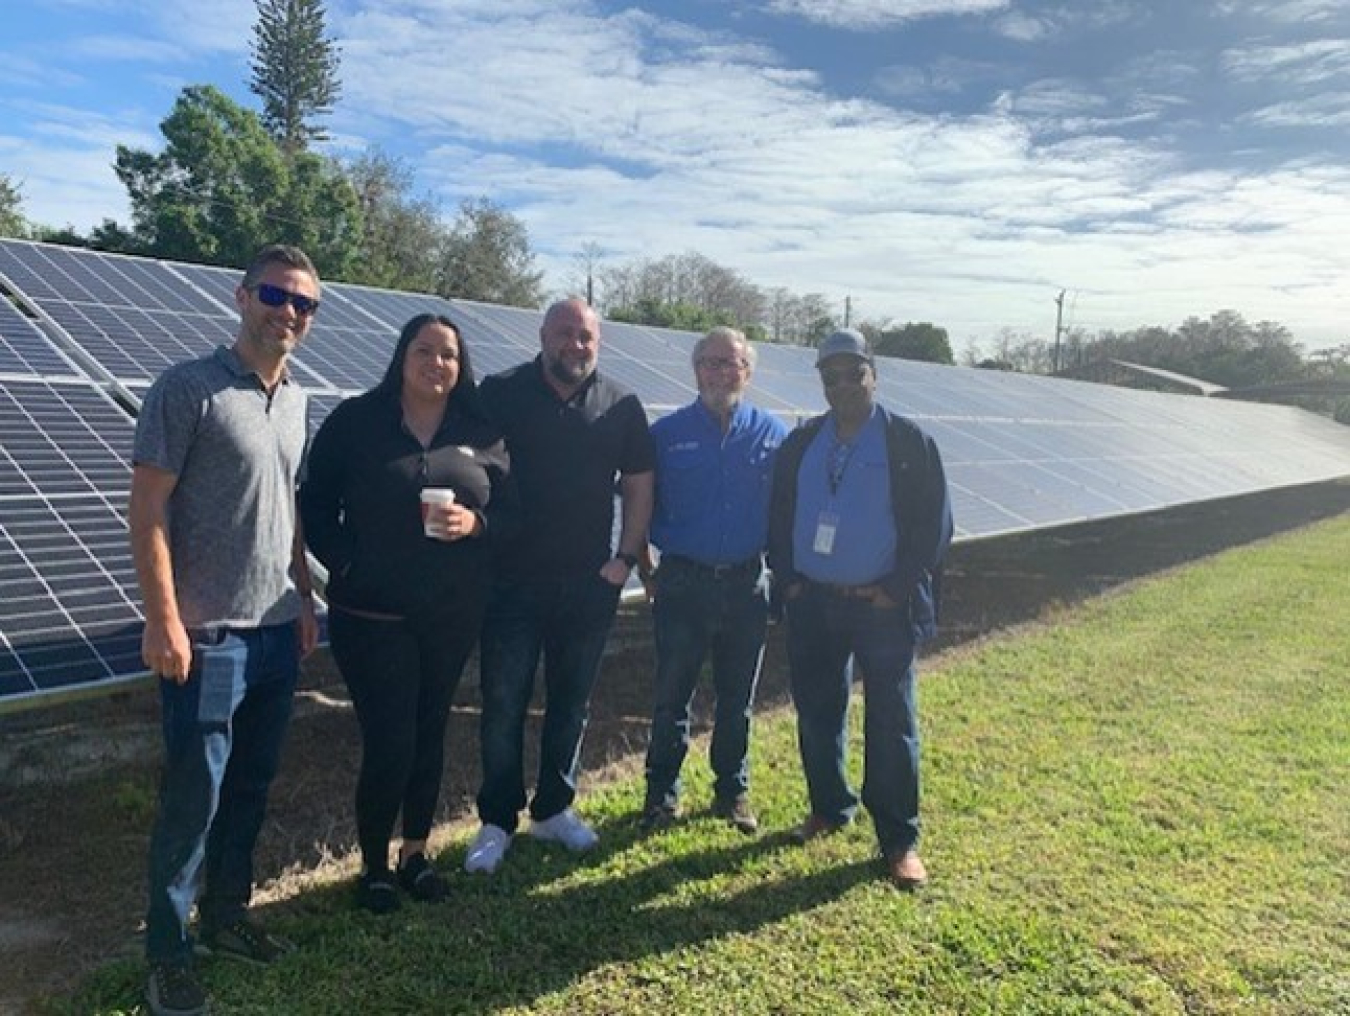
top-left (528, 808), bottom-right (599, 853)
top-left (464, 824), bottom-right (512, 874)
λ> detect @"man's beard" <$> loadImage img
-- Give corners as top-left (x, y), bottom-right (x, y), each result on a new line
top-left (548, 355), bottom-right (592, 387)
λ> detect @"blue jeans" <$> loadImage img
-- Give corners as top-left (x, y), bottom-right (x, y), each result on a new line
top-left (476, 574), bottom-right (621, 832)
top-left (644, 557), bottom-right (769, 809)
top-left (785, 584), bottom-right (921, 858)
top-left (144, 623), bottom-right (298, 962)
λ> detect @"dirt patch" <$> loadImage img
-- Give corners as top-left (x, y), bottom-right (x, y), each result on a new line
top-left (3, 479), bottom-right (1349, 1014)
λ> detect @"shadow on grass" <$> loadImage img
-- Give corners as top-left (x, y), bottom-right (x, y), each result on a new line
top-left (342, 827), bottom-right (880, 1014)
top-left (74, 816), bottom-right (884, 1014)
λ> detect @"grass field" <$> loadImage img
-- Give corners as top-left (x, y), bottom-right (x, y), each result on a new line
top-left (66, 516), bottom-right (1350, 1015)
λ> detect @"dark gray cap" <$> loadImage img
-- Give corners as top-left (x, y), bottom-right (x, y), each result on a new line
top-left (816, 328), bottom-right (872, 365)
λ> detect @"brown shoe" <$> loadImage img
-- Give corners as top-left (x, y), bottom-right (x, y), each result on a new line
top-left (790, 814), bottom-right (846, 844)
top-left (887, 849), bottom-right (928, 890)
top-left (711, 795), bottom-right (759, 835)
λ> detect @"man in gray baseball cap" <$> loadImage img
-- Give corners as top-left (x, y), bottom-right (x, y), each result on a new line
top-left (768, 327), bottom-right (953, 889)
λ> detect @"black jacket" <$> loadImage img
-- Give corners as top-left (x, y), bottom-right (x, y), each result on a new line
top-left (300, 389), bottom-right (518, 619)
top-left (767, 405), bottom-right (953, 642)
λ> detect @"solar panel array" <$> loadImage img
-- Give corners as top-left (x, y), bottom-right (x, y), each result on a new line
top-left (3, 237), bottom-right (1350, 707)
top-left (0, 378), bottom-right (141, 697)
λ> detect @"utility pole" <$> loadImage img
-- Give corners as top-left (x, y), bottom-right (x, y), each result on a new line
top-left (577, 241), bottom-right (601, 306)
top-left (844, 295), bottom-right (852, 327)
top-left (1053, 289), bottom-right (1065, 374)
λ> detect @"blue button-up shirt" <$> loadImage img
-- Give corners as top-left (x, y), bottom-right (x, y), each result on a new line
top-left (650, 399), bottom-right (788, 565)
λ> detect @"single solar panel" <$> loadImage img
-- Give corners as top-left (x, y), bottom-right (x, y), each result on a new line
top-left (0, 297), bottom-right (85, 378)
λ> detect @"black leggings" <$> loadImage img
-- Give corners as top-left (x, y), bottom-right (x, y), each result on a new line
top-left (329, 606), bottom-right (482, 871)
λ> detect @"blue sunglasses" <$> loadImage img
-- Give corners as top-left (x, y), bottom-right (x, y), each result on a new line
top-left (251, 283), bottom-right (320, 317)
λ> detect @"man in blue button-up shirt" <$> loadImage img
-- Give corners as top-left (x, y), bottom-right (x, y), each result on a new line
top-left (639, 326), bottom-right (789, 834)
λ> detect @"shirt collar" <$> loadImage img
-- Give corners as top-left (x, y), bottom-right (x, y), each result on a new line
top-left (828, 403), bottom-right (879, 441)
top-left (693, 396), bottom-right (748, 431)
top-left (216, 344), bottom-right (292, 385)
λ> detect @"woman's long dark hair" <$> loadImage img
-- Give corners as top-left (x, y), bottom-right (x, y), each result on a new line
top-left (373, 312), bottom-right (489, 421)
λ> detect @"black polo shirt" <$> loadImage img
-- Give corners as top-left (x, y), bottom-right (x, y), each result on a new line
top-left (482, 356), bottom-right (655, 579)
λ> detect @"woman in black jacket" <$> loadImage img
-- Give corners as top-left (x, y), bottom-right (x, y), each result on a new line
top-left (301, 313), bottom-right (515, 912)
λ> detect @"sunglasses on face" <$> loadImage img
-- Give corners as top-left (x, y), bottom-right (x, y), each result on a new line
top-left (819, 363), bottom-right (869, 387)
top-left (251, 283), bottom-right (320, 317)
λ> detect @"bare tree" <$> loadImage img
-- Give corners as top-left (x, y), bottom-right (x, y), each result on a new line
top-left (569, 241), bottom-right (605, 305)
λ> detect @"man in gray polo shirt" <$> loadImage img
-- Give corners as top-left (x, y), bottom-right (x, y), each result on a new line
top-left (130, 244), bottom-right (320, 1016)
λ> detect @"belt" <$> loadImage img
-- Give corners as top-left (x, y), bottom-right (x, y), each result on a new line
top-left (815, 580), bottom-right (883, 600)
top-left (661, 554), bottom-right (761, 580)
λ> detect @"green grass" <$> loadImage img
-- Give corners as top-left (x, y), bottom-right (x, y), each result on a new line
top-left (66, 517), bottom-right (1350, 1014)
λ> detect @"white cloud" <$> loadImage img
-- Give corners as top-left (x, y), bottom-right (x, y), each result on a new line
top-left (1244, 94), bottom-right (1350, 129)
top-left (140, 0), bottom-right (252, 56)
top-left (6, 99), bottom-right (157, 152)
top-left (1222, 39), bottom-right (1350, 88)
top-left (0, 133), bottom-right (132, 231)
top-left (0, 57), bottom-right (83, 91)
top-left (29, 0), bottom-right (251, 64)
top-left (9, 0), bottom-right (1350, 352)
top-left (64, 34), bottom-right (192, 64)
top-left (992, 11), bottom-right (1050, 41)
top-left (762, 0), bottom-right (1007, 30)
top-left (324, 1), bottom-right (1350, 349)
top-left (1217, 0), bottom-right (1350, 26)
top-left (0, 99), bottom-right (155, 230)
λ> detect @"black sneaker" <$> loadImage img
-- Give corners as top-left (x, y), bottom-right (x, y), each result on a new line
top-left (638, 801), bottom-right (681, 832)
top-left (712, 795), bottom-right (760, 835)
top-left (146, 958), bottom-right (207, 1016)
top-left (357, 870), bottom-right (402, 914)
top-left (396, 853), bottom-right (448, 903)
top-left (198, 916), bottom-right (295, 965)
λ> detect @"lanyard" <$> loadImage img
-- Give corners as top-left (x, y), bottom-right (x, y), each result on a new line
top-left (827, 439), bottom-right (856, 497)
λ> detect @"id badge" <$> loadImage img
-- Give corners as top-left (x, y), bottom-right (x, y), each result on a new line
top-left (813, 510), bottom-right (839, 555)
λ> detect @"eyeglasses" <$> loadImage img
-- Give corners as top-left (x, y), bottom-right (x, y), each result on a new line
top-left (819, 363), bottom-right (869, 387)
top-left (696, 356), bottom-right (749, 372)
top-left (251, 283), bottom-right (320, 317)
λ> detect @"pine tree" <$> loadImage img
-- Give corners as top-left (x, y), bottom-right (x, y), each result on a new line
top-left (249, 0), bottom-right (341, 156)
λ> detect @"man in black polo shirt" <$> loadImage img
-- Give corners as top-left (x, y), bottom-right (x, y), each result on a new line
top-left (466, 297), bottom-right (655, 874)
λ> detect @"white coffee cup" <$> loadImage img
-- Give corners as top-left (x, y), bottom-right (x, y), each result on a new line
top-left (420, 488), bottom-right (457, 539)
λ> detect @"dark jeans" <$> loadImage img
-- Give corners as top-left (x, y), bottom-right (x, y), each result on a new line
top-left (476, 574), bottom-right (621, 833)
top-left (329, 605), bottom-right (482, 872)
top-left (785, 583), bottom-right (921, 858)
top-left (145, 623), bottom-right (298, 962)
top-left (644, 557), bottom-right (769, 809)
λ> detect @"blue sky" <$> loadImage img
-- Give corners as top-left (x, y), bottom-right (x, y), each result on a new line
top-left (3, 0), bottom-right (1350, 354)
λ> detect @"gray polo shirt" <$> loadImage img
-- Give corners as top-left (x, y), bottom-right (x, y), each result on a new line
top-left (133, 345), bottom-right (308, 629)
